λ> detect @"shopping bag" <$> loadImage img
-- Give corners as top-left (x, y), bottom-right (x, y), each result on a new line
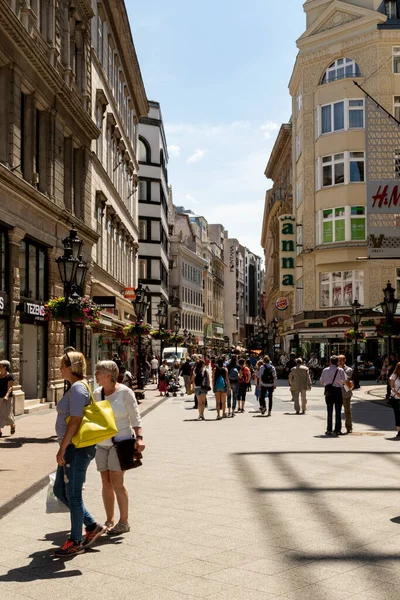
top-left (46, 472), bottom-right (69, 514)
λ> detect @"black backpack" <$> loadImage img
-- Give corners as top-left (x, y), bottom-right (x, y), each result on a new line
top-left (261, 364), bottom-right (274, 385)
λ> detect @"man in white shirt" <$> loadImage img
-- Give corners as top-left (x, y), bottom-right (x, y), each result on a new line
top-left (150, 357), bottom-right (159, 384)
top-left (320, 355), bottom-right (347, 436)
top-left (338, 354), bottom-right (354, 433)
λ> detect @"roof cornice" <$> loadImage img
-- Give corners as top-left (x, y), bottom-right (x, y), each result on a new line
top-left (264, 124), bottom-right (292, 179)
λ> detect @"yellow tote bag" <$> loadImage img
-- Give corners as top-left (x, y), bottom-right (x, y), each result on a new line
top-left (66, 380), bottom-right (118, 448)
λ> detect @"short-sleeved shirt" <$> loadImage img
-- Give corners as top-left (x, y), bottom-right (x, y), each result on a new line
top-left (0, 373), bottom-right (14, 398)
top-left (55, 381), bottom-right (90, 443)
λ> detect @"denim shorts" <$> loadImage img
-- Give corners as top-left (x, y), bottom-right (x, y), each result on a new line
top-left (195, 387), bottom-right (207, 397)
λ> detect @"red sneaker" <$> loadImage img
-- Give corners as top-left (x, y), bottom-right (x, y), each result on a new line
top-left (81, 523), bottom-right (107, 549)
top-left (54, 539), bottom-right (84, 557)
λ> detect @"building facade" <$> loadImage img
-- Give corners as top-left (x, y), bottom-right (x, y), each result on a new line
top-left (209, 224), bottom-right (226, 346)
top-left (0, 0), bottom-right (100, 411)
top-left (223, 236), bottom-right (245, 347)
top-left (244, 247), bottom-right (262, 339)
top-left (261, 123), bottom-right (294, 353)
top-left (138, 100), bottom-right (169, 341)
top-left (89, 0), bottom-right (148, 369)
top-left (289, 0), bottom-right (400, 359)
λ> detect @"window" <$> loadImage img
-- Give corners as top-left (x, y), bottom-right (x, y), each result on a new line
top-left (394, 96), bottom-right (400, 121)
top-left (320, 271), bottom-right (364, 308)
top-left (97, 14), bottom-right (103, 64)
top-left (19, 239), bottom-right (47, 301)
top-left (139, 259), bottom-right (147, 280)
top-left (321, 58), bottom-right (361, 84)
top-left (96, 105), bottom-right (103, 161)
top-left (387, 1), bottom-right (397, 19)
top-left (138, 137), bottom-right (150, 162)
top-left (296, 91), bottom-right (302, 115)
top-left (139, 219), bottom-right (147, 240)
top-left (396, 149), bottom-right (400, 177)
top-left (317, 152), bottom-right (365, 188)
top-left (317, 99), bottom-right (364, 136)
top-left (296, 127), bottom-right (302, 161)
top-left (296, 277), bottom-right (303, 314)
top-left (296, 178), bottom-right (303, 208)
top-left (0, 228), bottom-right (8, 293)
top-left (139, 180), bottom-right (149, 201)
top-left (393, 47), bottom-right (400, 73)
top-left (396, 268), bottom-right (400, 298)
top-left (296, 224), bottom-right (303, 256)
top-left (317, 206), bottom-right (366, 245)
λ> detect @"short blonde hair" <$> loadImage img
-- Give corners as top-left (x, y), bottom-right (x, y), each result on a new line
top-left (95, 360), bottom-right (119, 382)
top-left (62, 351), bottom-right (86, 378)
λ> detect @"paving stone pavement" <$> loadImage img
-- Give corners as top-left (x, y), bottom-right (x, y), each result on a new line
top-left (1, 382), bottom-right (400, 600)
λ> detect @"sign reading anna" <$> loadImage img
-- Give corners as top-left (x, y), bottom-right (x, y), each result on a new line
top-left (278, 215), bottom-right (296, 290)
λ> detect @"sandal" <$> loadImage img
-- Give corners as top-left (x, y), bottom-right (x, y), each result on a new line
top-left (107, 522), bottom-right (130, 536)
top-left (104, 521), bottom-right (114, 533)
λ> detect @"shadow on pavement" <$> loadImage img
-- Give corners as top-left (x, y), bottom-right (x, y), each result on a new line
top-left (351, 400), bottom-right (394, 431)
top-left (0, 436), bottom-right (58, 448)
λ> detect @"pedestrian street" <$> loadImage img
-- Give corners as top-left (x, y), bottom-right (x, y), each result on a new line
top-left (1, 382), bottom-right (400, 600)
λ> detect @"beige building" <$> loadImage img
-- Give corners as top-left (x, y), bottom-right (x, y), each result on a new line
top-left (261, 123), bottom-right (294, 353)
top-left (289, 0), bottom-right (400, 359)
top-left (89, 0), bottom-right (148, 370)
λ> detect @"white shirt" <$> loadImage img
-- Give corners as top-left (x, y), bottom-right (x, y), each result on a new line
top-left (390, 374), bottom-right (400, 397)
top-left (151, 359), bottom-right (159, 370)
top-left (94, 384), bottom-right (142, 447)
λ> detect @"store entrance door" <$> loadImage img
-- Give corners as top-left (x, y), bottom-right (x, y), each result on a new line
top-left (20, 324), bottom-right (46, 399)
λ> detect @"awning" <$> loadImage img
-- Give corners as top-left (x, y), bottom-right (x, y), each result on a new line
top-left (373, 304), bottom-right (400, 316)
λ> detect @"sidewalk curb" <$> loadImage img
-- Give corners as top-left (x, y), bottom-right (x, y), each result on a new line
top-left (0, 395), bottom-right (168, 521)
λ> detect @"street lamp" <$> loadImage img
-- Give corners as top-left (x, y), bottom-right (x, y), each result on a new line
top-left (156, 298), bottom-right (168, 358)
top-left (173, 312), bottom-right (181, 357)
top-left (133, 282), bottom-right (150, 389)
top-left (56, 226), bottom-right (88, 348)
top-left (272, 318), bottom-right (279, 359)
top-left (380, 281), bottom-right (399, 355)
top-left (351, 298), bottom-right (362, 390)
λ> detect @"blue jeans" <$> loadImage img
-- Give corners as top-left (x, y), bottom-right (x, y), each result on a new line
top-left (227, 381), bottom-right (239, 411)
top-left (54, 444), bottom-right (96, 543)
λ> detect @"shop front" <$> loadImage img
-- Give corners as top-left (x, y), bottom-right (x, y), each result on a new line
top-left (0, 292), bottom-right (9, 360)
top-left (18, 301), bottom-right (47, 400)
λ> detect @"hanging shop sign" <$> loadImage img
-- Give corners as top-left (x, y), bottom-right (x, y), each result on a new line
top-left (92, 296), bottom-right (116, 309)
top-left (326, 315), bottom-right (352, 327)
top-left (123, 288), bottom-right (136, 299)
top-left (278, 215), bottom-right (296, 290)
top-left (18, 301), bottom-right (46, 322)
top-left (367, 180), bottom-right (400, 258)
top-left (275, 297), bottom-right (289, 311)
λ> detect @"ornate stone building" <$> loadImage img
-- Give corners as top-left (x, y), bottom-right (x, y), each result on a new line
top-left (289, 0), bottom-right (400, 359)
top-left (261, 123), bottom-right (293, 353)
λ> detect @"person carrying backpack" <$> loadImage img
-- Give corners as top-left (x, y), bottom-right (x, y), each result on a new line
top-left (226, 356), bottom-right (240, 417)
top-left (259, 355), bottom-right (277, 416)
top-left (237, 358), bottom-right (251, 413)
top-left (212, 359), bottom-right (230, 419)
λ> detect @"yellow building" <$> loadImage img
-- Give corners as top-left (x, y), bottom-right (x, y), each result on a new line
top-left (289, 0), bottom-right (400, 360)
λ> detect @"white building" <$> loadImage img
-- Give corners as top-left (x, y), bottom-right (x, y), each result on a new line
top-left (223, 236), bottom-right (245, 347)
top-left (138, 101), bottom-right (170, 328)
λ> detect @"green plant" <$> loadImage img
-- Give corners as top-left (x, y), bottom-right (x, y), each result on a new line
top-left (344, 329), bottom-right (366, 342)
top-left (44, 296), bottom-right (100, 324)
top-left (150, 329), bottom-right (172, 341)
top-left (123, 322), bottom-right (152, 337)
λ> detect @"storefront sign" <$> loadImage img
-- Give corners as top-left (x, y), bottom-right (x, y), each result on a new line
top-left (18, 301), bottom-right (46, 321)
top-left (308, 322), bottom-right (324, 328)
top-left (0, 293), bottom-right (9, 314)
top-left (326, 315), bottom-right (352, 327)
top-left (278, 215), bottom-right (296, 290)
top-left (367, 180), bottom-right (400, 258)
top-left (121, 339), bottom-right (131, 345)
top-left (93, 296), bottom-right (116, 309)
top-left (275, 297), bottom-right (289, 311)
top-left (123, 288), bottom-right (136, 299)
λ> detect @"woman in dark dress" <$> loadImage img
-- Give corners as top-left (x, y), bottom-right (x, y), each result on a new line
top-left (0, 360), bottom-right (15, 437)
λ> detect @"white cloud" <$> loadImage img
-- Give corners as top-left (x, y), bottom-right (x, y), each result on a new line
top-left (187, 149), bottom-right (206, 164)
top-left (185, 194), bottom-right (198, 205)
top-left (168, 145), bottom-right (181, 157)
top-left (260, 121), bottom-right (279, 140)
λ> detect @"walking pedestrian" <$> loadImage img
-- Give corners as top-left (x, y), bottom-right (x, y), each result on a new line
top-left (389, 362), bottom-right (400, 438)
top-left (192, 359), bottom-right (210, 421)
top-left (320, 355), bottom-right (346, 436)
top-left (237, 358), bottom-right (251, 413)
top-left (289, 358), bottom-right (311, 414)
top-left (53, 351), bottom-right (107, 557)
top-left (158, 360), bottom-right (168, 396)
top-left (226, 356), bottom-right (240, 417)
top-left (150, 356), bottom-right (159, 384)
top-left (259, 355), bottom-right (277, 416)
top-left (94, 361), bottom-right (145, 535)
top-left (245, 359), bottom-right (253, 392)
top-left (179, 358), bottom-right (193, 394)
top-left (0, 360), bottom-right (15, 437)
top-left (338, 354), bottom-right (354, 433)
top-left (254, 359), bottom-right (263, 403)
top-left (212, 358), bottom-right (230, 419)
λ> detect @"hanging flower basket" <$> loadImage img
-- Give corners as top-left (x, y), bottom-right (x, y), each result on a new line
top-left (123, 322), bottom-right (152, 337)
top-left (375, 322), bottom-right (400, 337)
top-left (150, 329), bottom-right (173, 341)
top-left (44, 297), bottom-right (100, 325)
top-left (344, 329), bottom-right (366, 342)
top-left (169, 334), bottom-right (185, 347)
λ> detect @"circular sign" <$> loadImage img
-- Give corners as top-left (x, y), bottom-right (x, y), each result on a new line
top-left (275, 297), bottom-right (289, 311)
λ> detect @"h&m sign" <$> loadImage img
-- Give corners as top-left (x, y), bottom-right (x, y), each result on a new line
top-left (278, 215), bottom-right (296, 290)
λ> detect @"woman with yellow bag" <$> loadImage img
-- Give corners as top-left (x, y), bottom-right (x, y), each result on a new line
top-left (53, 351), bottom-right (116, 557)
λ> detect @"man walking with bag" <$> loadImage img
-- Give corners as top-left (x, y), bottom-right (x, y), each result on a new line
top-left (259, 355), bottom-right (277, 416)
top-left (320, 355), bottom-right (346, 436)
top-left (289, 358), bottom-right (311, 414)
top-left (338, 354), bottom-right (354, 433)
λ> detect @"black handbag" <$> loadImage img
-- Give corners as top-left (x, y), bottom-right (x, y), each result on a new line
top-left (324, 368), bottom-right (339, 397)
top-left (101, 387), bottom-right (143, 471)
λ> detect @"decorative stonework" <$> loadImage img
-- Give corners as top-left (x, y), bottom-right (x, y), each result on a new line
top-left (315, 11), bottom-right (359, 35)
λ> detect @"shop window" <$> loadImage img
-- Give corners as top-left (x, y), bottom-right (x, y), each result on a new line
top-left (320, 271), bottom-right (364, 308)
top-left (19, 239), bottom-right (47, 301)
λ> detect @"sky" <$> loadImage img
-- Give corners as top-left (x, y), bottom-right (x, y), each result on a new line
top-left (126, 0), bottom-right (305, 256)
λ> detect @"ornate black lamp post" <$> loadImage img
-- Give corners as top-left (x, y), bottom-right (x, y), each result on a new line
top-left (173, 312), bottom-right (181, 357)
top-left (350, 298), bottom-right (362, 390)
top-left (380, 281), bottom-right (399, 356)
top-left (272, 318), bottom-right (278, 359)
top-left (133, 282), bottom-right (150, 390)
top-left (56, 226), bottom-right (88, 349)
top-left (156, 298), bottom-right (168, 358)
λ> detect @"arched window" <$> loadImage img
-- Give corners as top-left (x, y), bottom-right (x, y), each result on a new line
top-left (321, 58), bottom-right (361, 84)
top-left (138, 136), bottom-right (151, 162)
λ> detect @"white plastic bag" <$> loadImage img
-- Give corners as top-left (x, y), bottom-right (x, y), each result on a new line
top-left (46, 472), bottom-right (69, 514)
